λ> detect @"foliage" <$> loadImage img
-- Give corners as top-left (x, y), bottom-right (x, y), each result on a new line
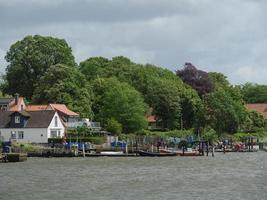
top-left (135, 129), bottom-right (193, 138)
top-left (241, 110), bottom-right (266, 133)
top-left (3, 35), bottom-right (76, 99)
top-left (106, 118), bottom-right (122, 135)
top-left (32, 64), bottom-right (93, 118)
top-left (176, 63), bottom-right (214, 96)
top-left (92, 77), bottom-right (148, 133)
top-left (203, 88), bottom-right (246, 134)
top-left (201, 127), bottom-right (218, 141)
top-left (240, 83), bottom-right (267, 103)
top-left (80, 56), bottom-right (201, 130)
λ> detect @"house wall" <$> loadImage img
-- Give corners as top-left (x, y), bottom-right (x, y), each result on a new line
top-left (47, 112), bottom-right (65, 138)
top-left (0, 128), bottom-right (48, 143)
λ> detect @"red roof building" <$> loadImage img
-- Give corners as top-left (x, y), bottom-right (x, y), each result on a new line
top-left (245, 104), bottom-right (267, 118)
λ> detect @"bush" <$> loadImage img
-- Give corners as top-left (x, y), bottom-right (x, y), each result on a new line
top-left (106, 118), bottom-right (122, 135)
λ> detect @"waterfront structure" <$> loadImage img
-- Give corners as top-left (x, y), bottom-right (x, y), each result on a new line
top-left (0, 110), bottom-right (65, 143)
top-left (245, 103), bottom-right (267, 118)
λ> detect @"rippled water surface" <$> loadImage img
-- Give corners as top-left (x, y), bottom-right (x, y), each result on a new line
top-left (1, 152), bottom-right (267, 200)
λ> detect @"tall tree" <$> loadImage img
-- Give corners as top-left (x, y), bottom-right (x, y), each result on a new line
top-left (92, 77), bottom-right (148, 133)
top-left (3, 35), bottom-right (76, 99)
top-left (32, 64), bottom-right (93, 118)
top-left (176, 63), bottom-right (214, 96)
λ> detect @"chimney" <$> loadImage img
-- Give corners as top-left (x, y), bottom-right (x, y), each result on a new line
top-left (15, 93), bottom-right (19, 105)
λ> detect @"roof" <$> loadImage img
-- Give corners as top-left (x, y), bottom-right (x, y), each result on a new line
top-left (245, 104), bottom-right (267, 118)
top-left (147, 115), bottom-right (157, 123)
top-left (26, 104), bottom-right (79, 117)
top-left (0, 98), bottom-right (13, 104)
top-left (50, 104), bottom-right (79, 116)
top-left (9, 97), bottom-right (26, 111)
top-left (26, 105), bottom-right (49, 111)
top-left (0, 110), bottom-right (56, 128)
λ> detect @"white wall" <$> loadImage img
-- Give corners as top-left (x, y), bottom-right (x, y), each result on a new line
top-left (47, 112), bottom-right (65, 138)
top-left (0, 112), bottom-right (65, 143)
top-left (0, 128), bottom-right (48, 143)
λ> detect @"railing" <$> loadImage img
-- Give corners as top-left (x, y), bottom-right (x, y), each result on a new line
top-left (66, 121), bottom-right (101, 130)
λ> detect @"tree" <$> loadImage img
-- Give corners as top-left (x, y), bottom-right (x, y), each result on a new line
top-left (204, 88), bottom-right (246, 134)
top-left (240, 83), bottom-right (267, 103)
top-left (176, 63), bottom-right (214, 96)
top-left (92, 77), bottom-right (148, 133)
top-left (79, 57), bottom-right (109, 80)
top-left (32, 64), bottom-right (93, 118)
top-left (80, 56), bottom-right (201, 130)
top-left (106, 118), bottom-right (122, 135)
top-left (3, 35), bottom-right (76, 99)
top-left (241, 110), bottom-right (266, 133)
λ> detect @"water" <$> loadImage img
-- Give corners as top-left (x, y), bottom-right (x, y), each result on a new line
top-left (0, 152), bottom-right (266, 200)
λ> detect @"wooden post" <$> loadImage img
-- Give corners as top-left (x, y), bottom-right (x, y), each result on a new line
top-left (206, 141), bottom-right (209, 156)
top-left (82, 144), bottom-right (85, 158)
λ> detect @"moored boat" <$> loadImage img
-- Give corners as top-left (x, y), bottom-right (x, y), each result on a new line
top-left (160, 149), bottom-right (200, 156)
top-left (138, 150), bottom-right (176, 157)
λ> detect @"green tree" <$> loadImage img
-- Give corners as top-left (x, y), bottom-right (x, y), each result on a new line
top-left (241, 110), bottom-right (266, 133)
top-left (204, 88), bottom-right (246, 134)
top-left (92, 77), bottom-right (148, 133)
top-left (32, 64), bottom-right (93, 118)
top-left (240, 83), bottom-right (267, 103)
top-left (80, 56), bottom-right (201, 130)
top-left (106, 118), bottom-right (123, 135)
top-left (3, 35), bottom-right (76, 99)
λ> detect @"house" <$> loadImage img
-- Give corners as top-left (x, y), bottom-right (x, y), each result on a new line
top-left (147, 115), bottom-right (163, 130)
top-left (26, 104), bottom-right (79, 123)
top-left (245, 104), bottom-right (267, 119)
top-left (0, 110), bottom-right (65, 143)
top-left (0, 94), bottom-right (26, 111)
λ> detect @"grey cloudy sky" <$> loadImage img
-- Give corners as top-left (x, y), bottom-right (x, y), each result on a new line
top-left (1, 0), bottom-right (267, 84)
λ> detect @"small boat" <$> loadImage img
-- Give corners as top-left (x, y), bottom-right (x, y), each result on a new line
top-left (160, 149), bottom-right (200, 156)
top-left (138, 150), bottom-right (176, 157)
top-left (100, 151), bottom-right (124, 155)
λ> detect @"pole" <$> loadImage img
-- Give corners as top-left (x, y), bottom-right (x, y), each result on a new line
top-left (82, 144), bottom-right (85, 158)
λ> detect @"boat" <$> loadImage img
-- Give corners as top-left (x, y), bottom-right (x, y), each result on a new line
top-left (159, 149), bottom-right (200, 156)
top-left (138, 150), bottom-right (176, 157)
top-left (100, 151), bottom-right (124, 155)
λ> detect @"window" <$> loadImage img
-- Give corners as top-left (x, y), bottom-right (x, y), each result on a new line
top-left (18, 131), bottom-right (24, 139)
top-left (11, 131), bottom-right (16, 139)
top-left (57, 130), bottom-right (61, 137)
top-left (55, 116), bottom-right (58, 127)
top-left (50, 130), bottom-right (57, 138)
top-left (15, 116), bottom-right (20, 123)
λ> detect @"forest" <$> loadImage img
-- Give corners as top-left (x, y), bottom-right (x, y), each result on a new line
top-left (0, 35), bottom-right (267, 139)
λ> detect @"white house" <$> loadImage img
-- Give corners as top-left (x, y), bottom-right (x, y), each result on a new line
top-left (0, 110), bottom-right (65, 143)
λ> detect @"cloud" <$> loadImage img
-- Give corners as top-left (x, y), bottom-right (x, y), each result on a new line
top-left (1, 0), bottom-right (267, 84)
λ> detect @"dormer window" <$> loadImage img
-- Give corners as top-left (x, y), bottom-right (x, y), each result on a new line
top-left (15, 116), bottom-right (20, 123)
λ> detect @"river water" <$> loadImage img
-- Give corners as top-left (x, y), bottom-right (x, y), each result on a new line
top-left (0, 152), bottom-right (266, 200)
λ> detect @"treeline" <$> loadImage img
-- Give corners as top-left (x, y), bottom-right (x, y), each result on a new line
top-left (0, 35), bottom-right (266, 136)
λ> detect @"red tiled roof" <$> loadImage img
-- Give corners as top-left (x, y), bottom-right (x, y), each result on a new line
top-left (245, 104), bottom-right (267, 118)
top-left (147, 115), bottom-right (157, 123)
top-left (50, 104), bottom-right (79, 116)
top-left (26, 105), bottom-right (49, 111)
top-left (26, 104), bottom-right (79, 117)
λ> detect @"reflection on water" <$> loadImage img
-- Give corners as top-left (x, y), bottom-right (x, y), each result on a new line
top-left (0, 152), bottom-right (266, 200)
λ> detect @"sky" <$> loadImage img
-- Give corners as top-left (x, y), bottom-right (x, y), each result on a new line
top-left (1, 0), bottom-right (267, 84)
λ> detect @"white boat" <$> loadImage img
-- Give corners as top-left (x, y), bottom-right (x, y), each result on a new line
top-left (100, 151), bottom-right (124, 155)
